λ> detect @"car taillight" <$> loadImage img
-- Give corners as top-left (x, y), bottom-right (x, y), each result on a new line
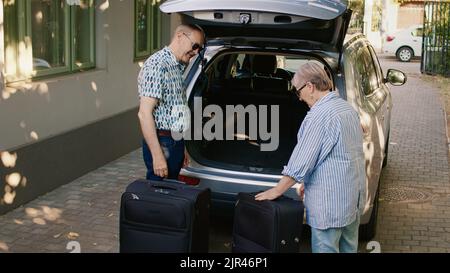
top-left (386, 35), bottom-right (395, 42)
top-left (178, 175), bottom-right (200, 186)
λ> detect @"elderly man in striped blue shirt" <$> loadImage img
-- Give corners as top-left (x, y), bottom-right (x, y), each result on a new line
top-left (255, 62), bottom-right (366, 253)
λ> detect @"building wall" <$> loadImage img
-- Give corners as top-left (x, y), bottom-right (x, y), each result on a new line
top-left (385, 0), bottom-right (399, 34)
top-left (0, 0), bottom-right (172, 214)
top-left (1, 1), bottom-right (141, 152)
top-left (397, 3), bottom-right (424, 29)
top-left (364, 0), bottom-right (383, 50)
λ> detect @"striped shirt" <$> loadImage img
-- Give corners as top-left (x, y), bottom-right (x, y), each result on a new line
top-left (282, 92), bottom-right (366, 230)
top-left (138, 47), bottom-right (188, 132)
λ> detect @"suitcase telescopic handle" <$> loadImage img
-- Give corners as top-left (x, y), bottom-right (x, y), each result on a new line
top-left (151, 184), bottom-right (178, 191)
top-left (163, 178), bottom-right (185, 184)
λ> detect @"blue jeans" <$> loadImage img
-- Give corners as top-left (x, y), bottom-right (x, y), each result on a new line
top-left (142, 136), bottom-right (185, 181)
top-left (311, 216), bottom-right (360, 253)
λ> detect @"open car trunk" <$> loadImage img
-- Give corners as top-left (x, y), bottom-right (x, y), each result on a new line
top-left (190, 98), bottom-right (309, 174)
top-left (186, 51), bottom-right (323, 174)
top-left (160, 0), bottom-right (351, 54)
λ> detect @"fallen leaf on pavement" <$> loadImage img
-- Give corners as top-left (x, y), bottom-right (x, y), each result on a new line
top-left (67, 232), bottom-right (79, 240)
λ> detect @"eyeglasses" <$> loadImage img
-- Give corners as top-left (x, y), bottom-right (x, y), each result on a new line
top-left (291, 83), bottom-right (308, 98)
top-left (183, 32), bottom-right (204, 52)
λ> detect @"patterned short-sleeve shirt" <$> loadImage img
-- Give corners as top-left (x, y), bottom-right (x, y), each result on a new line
top-left (138, 47), bottom-right (187, 132)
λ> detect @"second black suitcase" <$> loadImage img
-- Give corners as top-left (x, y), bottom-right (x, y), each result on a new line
top-left (120, 179), bottom-right (210, 253)
top-left (232, 192), bottom-right (304, 253)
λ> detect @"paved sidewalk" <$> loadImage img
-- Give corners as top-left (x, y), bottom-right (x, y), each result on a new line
top-left (0, 58), bottom-right (449, 253)
top-left (0, 151), bottom-right (145, 253)
top-left (373, 58), bottom-right (450, 253)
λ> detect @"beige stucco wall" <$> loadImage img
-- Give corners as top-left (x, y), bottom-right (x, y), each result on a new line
top-left (397, 3), bottom-right (424, 29)
top-left (0, 0), bottom-right (171, 152)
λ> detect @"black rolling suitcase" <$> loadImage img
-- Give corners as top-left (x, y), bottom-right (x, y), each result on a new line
top-left (232, 192), bottom-right (304, 253)
top-left (120, 179), bottom-right (210, 253)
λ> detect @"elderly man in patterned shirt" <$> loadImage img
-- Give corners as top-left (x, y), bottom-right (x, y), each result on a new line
top-left (255, 62), bottom-right (366, 253)
top-left (137, 24), bottom-right (205, 180)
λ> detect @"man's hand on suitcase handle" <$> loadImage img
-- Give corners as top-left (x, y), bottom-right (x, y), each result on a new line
top-left (255, 187), bottom-right (283, 201)
top-left (153, 155), bottom-right (169, 178)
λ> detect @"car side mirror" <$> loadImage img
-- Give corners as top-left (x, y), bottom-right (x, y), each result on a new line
top-left (385, 69), bottom-right (407, 86)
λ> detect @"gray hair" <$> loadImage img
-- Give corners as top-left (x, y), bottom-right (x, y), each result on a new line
top-left (292, 62), bottom-right (333, 92)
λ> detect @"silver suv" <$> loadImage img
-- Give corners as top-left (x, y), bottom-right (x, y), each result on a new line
top-left (160, 0), bottom-right (406, 240)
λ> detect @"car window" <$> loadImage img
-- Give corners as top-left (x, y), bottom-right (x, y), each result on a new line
top-left (211, 54), bottom-right (232, 80)
top-left (355, 46), bottom-right (379, 96)
top-left (342, 48), bottom-right (363, 106)
top-left (284, 58), bottom-right (322, 73)
top-left (414, 27), bottom-right (423, 37)
top-left (209, 53), bottom-right (332, 87)
top-left (367, 46), bottom-right (383, 85)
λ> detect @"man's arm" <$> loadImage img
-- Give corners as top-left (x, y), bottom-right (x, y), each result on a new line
top-left (254, 176), bottom-right (296, 201)
top-left (255, 117), bottom-right (334, 201)
top-left (137, 96), bottom-right (168, 178)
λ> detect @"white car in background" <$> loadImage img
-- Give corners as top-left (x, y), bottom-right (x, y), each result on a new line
top-left (383, 25), bottom-right (423, 62)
